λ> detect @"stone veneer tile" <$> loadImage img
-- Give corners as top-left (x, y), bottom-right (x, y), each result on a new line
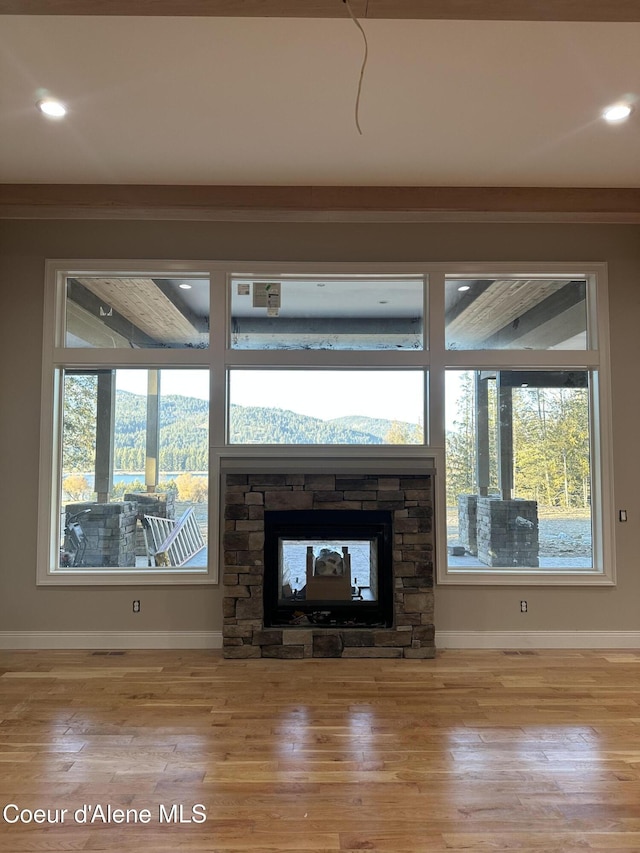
top-left (342, 647), bottom-right (403, 658)
top-left (264, 491), bottom-right (314, 511)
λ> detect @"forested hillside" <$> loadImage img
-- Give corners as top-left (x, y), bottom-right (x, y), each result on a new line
top-left (111, 392), bottom-right (421, 468)
top-left (114, 391), bottom-right (209, 471)
top-left (228, 406), bottom-right (385, 445)
top-left (63, 382), bottom-right (422, 475)
top-left (446, 378), bottom-right (591, 509)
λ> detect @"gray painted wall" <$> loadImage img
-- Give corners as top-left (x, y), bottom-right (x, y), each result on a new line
top-left (1, 220), bottom-right (639, 635)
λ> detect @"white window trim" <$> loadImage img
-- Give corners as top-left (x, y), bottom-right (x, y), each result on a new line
top-left (433, 262), bottom-right (615, 586)
top-left (37, 260), bottom-right (614, 587)
top-left (38, 262), bottom-right (217, 586)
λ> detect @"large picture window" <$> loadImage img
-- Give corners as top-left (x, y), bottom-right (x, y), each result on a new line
top-left (441, 269), bottom-right (612, 584)
top-left (228, 370), bottom-right (424, 445)
top-left (38, 267), bottom-right (213, 585)
top-left (446, 369), bottom-right (593, 571)
top-left (58, 368), bottom-right (209, 571)
top-left (38, 262), bottom-right (612, 586)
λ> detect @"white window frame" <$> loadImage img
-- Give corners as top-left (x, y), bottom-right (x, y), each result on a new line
top-left (434, 262), bottom-right (614, 586)
top-left (37, 260), bottom-right (614, 587)
top-left (37, 261), bottom-right (218, 586)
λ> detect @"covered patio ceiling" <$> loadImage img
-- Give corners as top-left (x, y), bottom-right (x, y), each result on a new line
top-left (66, 275), bottom-right (586, 350)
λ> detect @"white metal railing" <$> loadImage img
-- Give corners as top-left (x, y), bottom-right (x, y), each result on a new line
top-left (143, 508), bottom-right (205, 567)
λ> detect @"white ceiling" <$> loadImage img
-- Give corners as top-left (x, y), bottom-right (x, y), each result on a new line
top-left (1, 15), bottom-right (639, 187)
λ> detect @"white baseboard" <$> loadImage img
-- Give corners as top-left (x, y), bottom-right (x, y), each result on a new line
top-left (0, 631), bottom-right (223, 650)
top-left (3, 630), bottom-right (639, 652)
top-left (436, 631), bottom-right (640, 649)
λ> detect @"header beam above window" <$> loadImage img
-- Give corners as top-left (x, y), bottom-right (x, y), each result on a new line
top-left (2, 0), bottom-right (638, 21)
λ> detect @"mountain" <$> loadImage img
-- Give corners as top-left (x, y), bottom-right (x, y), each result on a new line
top-left (229, 405), bottom-right (384, 445)
top-left (114, 390), bottom-right (209, 471)
top-left (111, 392), bottom-right (421, 470)
top-left (326, 415), bottom-right (417, 441)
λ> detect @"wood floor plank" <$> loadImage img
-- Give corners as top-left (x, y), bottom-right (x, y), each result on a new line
top-left (3, 650), bottom-right (640, 851)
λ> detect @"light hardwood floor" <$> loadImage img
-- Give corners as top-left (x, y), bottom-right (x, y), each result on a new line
top-left (2, 649), bottom-right (640, 852)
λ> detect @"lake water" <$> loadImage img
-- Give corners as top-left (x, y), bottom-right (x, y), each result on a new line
top-left (80, 473), bottom-right (206, 488)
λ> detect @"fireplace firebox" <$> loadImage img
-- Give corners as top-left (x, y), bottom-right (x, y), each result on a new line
top-left (263, 510), bottom-right (393, 628)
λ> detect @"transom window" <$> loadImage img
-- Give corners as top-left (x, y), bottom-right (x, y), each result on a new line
top-left (445, 277), bottom-right (588, 351)
top-left (229, 274), bottom-right (425, 351)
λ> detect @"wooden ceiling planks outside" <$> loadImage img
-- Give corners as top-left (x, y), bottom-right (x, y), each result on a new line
top-left (2, 0), bottom-right (640, 20)
top-left (446, 279), bottom-right (565, 344)
top-left (75, 277), bottom-right (199, 345)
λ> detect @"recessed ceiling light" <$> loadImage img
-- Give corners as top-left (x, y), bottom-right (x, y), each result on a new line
top-left (458, 285), bottom-right (470, 292)
top-left (603, 103), bottom-right (633, 123)
top-left (179, 283), bottom-right (192, 290)
top-left (36, 98), bottom-right (67, 118)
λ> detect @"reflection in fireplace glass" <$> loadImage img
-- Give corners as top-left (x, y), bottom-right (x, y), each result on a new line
top-left (279, 539), bottom-right (378, 603)
top-left (263, 510), bottom-right (393, 628)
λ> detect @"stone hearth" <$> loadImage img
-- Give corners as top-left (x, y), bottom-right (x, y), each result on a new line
top-left (222, 472), bottom-right (434, 659)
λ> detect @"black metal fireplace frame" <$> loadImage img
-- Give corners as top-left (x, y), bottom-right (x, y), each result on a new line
top-left (263, 509), bottom-right (394, 628)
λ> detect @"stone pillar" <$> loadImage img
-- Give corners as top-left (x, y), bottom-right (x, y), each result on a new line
top-left (125, 490), bottom-right (176, 556)
top-left (457, 494), bottom-right (478, 555)
top-left (476, 497), bottom-right (539, 567)
top-left (64, 501), bottom-right (137, 567)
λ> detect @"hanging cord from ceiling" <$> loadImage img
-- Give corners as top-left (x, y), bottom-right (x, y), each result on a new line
top-left (343, 0), bottom-right (369, 135)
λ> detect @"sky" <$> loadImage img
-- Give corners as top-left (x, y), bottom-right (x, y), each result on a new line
top-left (229, 370), bottom-right (424, 423)
top-left (116, 369), bottom-right (209, 400)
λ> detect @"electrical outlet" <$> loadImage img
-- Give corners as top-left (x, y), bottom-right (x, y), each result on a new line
top-left (132, 600), bottom-right (140, 613)
top-left (520, 600), bottom-right (528, 613)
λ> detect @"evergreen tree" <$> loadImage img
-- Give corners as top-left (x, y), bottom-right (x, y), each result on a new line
top-left (62, 373), bottom-right (97, 473)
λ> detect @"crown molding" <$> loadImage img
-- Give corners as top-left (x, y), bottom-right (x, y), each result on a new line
top-left (1, 0), bottom-right (640, 21)
top-left (1, 184), bottom-right (640, 223)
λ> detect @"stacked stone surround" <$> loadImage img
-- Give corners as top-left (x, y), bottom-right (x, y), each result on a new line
top-left (65, 501), bottom-right (137, 567)
top-left (223, 473), bottom-right (435, 659)
top-left (476, 496), bottom-right (539, 567)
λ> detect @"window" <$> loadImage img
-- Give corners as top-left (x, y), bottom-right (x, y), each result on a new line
top-left (228, 370), bottom-right (424, 444)
top-left (39, 262), bottom-right (612, 586)
top-left (38, 268), bottom-right (213, 585)
top-left (230, 274), bottom-right (424, 351)
top-left (65, 275), bottom-right (209, 348)
top-left (445, 277), bottom-right (588, 351)
top-left (58, 368), bottom-right (209, 570)
top-left (440, 269), bottom-right (613, 584)
top-left (446, 369), bottom-right (593, 569)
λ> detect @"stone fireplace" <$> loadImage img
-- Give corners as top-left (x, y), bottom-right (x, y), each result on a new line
top-left (222, 466), bottom-right (435, 659)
